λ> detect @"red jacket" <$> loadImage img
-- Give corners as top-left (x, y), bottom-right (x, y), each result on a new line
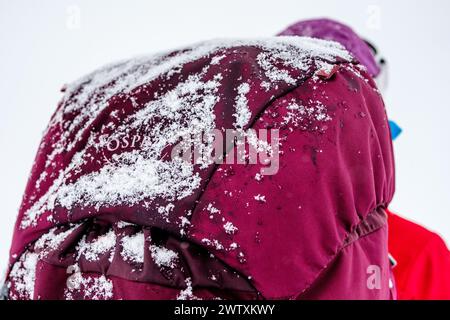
top-left (388, 210), bottom-right (450, 299)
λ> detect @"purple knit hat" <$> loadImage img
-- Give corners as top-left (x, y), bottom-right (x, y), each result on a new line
top-left (278, 18), bottom-right (380, 77)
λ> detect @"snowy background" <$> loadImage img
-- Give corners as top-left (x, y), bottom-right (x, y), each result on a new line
top-left (1, 0), bottom-right (450, 269)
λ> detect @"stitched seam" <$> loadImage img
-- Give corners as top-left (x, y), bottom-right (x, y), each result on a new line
top-left (295, 206), bottom-right (387, 299)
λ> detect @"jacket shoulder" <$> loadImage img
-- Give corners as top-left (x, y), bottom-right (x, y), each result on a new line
top-left (388, 211), bottom-right (447, 254)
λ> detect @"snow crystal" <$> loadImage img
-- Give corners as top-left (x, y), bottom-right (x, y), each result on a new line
top-left (254, 173), bottom-right (263, 181)
top-left (206, 203), bottom-right (220, 214)
top-left (210, 54), bottom-right (226, 65)
top-left (157, 203), bottom-right (175, 219)
top-left (150, 245), bottom-right (178, 268)
top-left (260, 81), bottom-right (271, 92)
top-left (78, 230), bottom-right (116, 262)
top-left (281, 100), bottom-right (331, 129)
top-left (257, 52), bottom-right (296, 85)
top-left (345, 63), bottom-right (368, 82)
top-left (34, 171), bottom-right (48, 190)
top-left (178, 215), bottom-right (192, 237)
top-left (57, 156), bottom-right (201, 211)
top-left (8, 251), bottom-right (38, 300)
top-left (254, 194), bottom-right (266, 203)
top-left (201, 238), bottom-right (225, 250)
top-left (116, 220), bottom-right (136, 228)
top-left (223, 221), bottom-right (238, 235)
top-left (238, 251), bottom-right (247, 263)
top-left (246, 129), bottom-right (273, 155)
top-left (177, 277), bottom-right (201, 300)
top-left (34, 224), bottom-right (80, 257)
top-left (121, 232), bottom-right (145, 264)
top-left (233, 83), bottom-right (251, 129)
top-left (179, 216), bottom-right (191, 228)
top-left (65, 270), bottom-right (113, 300)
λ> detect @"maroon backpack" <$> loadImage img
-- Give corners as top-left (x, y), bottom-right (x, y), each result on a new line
top-left (6, 37), bottom-right (395, 300)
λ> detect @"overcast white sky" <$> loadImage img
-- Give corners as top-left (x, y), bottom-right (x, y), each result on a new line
top-left (1, 0), bottom-right (449, 268)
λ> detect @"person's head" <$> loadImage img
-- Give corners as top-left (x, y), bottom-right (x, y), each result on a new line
top-left (278, 18), bottom-right (388, 92)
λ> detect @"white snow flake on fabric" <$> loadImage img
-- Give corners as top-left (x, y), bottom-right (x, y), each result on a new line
top-left (254, 194), bottom-right (266, 203)
top-left (201, 238), bottom-right (225, 250)
top-left (116, 220), bottom-right (136, 229)
top-left (233, 83), bottom-right (251, 129)
top-left (57, 156), bottom-right (200, 211)
top-left (206, 203), bottom-right (220, 214)
top-left (65, 269), bottom-right (113, 300)
top-left (34, 224), bottom-right (81, 257)
top-left (120, 232), bottom-right (145, 264)
top-left (150, 245), bottom-right (178, 268)
top-left (281, 99), bottom-right (331, 128)
top-left (20, 37), bottom-right (351, 229)
top-left (223, 221), bottom-right (238, 235)
top-left (8, 251), bottom-right (38, 300)
top-left (78, 230), bottom-right (116, 262)
top-left (176, 277), bottom-right (201, 300)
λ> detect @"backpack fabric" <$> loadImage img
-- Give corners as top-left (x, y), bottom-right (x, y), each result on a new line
top-left (5, 37), bottom-right (395, 300)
